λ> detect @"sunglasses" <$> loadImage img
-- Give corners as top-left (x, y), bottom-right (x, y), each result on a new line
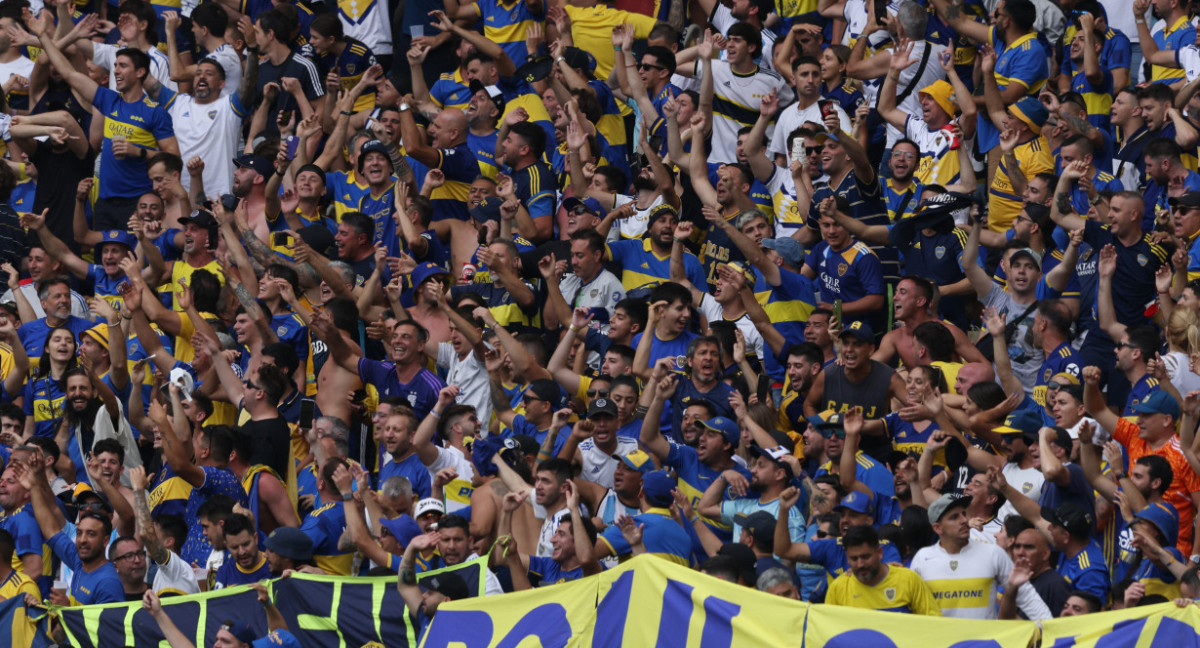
top-left (638, 62), bottom-right (666, 71)
top-left (244, 380), bottom-right (261, 390)
top-left (586, 389), bottom-right (609, 398)
top-left (817, 428), bottom-right (846, 439)
top-left (815, 530), bottom-right (830, 538)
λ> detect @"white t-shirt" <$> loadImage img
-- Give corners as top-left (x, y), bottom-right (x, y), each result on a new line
top-left (93, 43), bottom-right (176, 92)
top-left (165, 90), bottom-right (247, 197)
top-left (0, 57), bottom-right (34, 92)
top-left (0, 283), bottom-right (91, 320)
top-left (612, 193), bottom-right (664, 240)
top-left (202, 44), bottom-right (243, 98)
top-left (697, 293), bottom-right (765, 362)
top-left (559, 269), bottom-right (625, 334)
top-left (577, 436), bottom-right (638, 490)
top-left (768, 100), bottom-right (851, 159)
top-left (154, 550), bottom-right (201, 595)
top-left (910, 540), bottom-right (1051, 619)
top-left (437, 343), bottom-right (490, 425)
top-left (998, 463), bottom-right (1044, 523)
top-left (425, 444), bottom-right (476, 513)
top-left (339, 0), bottom-right (393, 55)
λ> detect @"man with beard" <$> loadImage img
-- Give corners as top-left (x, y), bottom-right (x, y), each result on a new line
top-left (18, 459), bottom-right (123, 604)
top-left (267, 163), bottom-right (327, 233)
top-left (699, 443), bottom-right (805, 542)
top-left (62, 366), bottom-right (137, 489)
top-left (128, 467), bottom-right (200, 595)
top-left (557, 398), bottom-right (638, 490)
top-left (497, 483), bottom-right (599, 587)
top-left (607, 205), bottom-right (706, 291)
top-left (16, 278), bottom-right (93, 362)
top-left (780, 343), bottom-right (824, 435)
top-left (398, 542), bottom-right (472, 642)
top-left (804, 322), bottom-right (906, 459)
top-left (462, 81), bottom-right (502, 178)
top-left (452, 240), bottom-right (538, 327)
top-left (541, 226), bottom-right (624, 332)
top-left (144, 209), bottom-right (222, 313)
top-left (496, 120), bottom-right (556, 244)
top-left (810, 409), bottom-right (896, 500)
top-left (410, 387), bottom-right (477, 513)
top-left (37, 14), bottom-right (180, 232)
top-left (952, 410), bottom-right (1046, 526)
top-left (213, 514), bottom-right (271, 589)
top-left (263, 526), bottom-right (315, 576)
top-left (327, 319), bottom-right (446, 420)
top-left (642, 372), bottom-right (749, 542)
top-left (824, 524), bottom-right (939, 614)
top-left (912, 494), bottom-right (1051, 619)
top-left (804, 196), bottom-right (886, 333)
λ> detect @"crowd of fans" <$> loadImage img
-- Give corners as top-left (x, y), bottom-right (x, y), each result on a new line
top-left (0, 0), bottom-right (1198, 642)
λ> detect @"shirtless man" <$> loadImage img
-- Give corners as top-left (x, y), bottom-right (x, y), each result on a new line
top-left (873, 276), bottom-right (982, 367)
top-left (467, 438), bottom-right (542, 556)
top-left (307, 304), bottom-right (365, 426)
top-left (399, 264), bottom-right (451, 345)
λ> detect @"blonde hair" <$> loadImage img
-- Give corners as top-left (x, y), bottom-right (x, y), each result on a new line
top-left (1168, 308), bottom-right (1200, 356)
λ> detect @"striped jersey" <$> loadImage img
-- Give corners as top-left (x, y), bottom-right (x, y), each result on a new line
top-left (976, 29), bottom-right (1048, 153)
top-left (473, 0), bottom-right (544, 68)
top-left (693, 59), bottom-right (793, 164)
top-left (337, 0), bottom-right (393, 55)
top-left (910, 541), bottom-right (1050, 619)
top-left (317, 38), bottom-right (378, 113)
top-left (1150, 16), bottom-right (1194, 83)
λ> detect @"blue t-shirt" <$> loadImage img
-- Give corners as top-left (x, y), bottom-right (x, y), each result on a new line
top-left (182, 467), bottom-right (249, 566)
top-left (301, 501), bottom-right (353, 575)
top-left (47, 531), bottom-right (123, 604)
top-left (22, 374), bottom-right (66, 439)
top-left (1056, 541), bottom-right (1111, 601)
top-left (806, 240), bottom-right (885, 331)
top-left (630, 330), bottom-right (698, 373)
top-left (214, 555), bottom-right (271, 588)
top-left (18, 316), bottom-right (94, 361)
top-left (663, 443), bottom-right (750, 542)
top-left (527, 556), bottom-right (582, 586)
top-left (357, 359), bottom-right (445, 420)
top-left (379, 452), bottom-right (433, 500)
top-left (92, 85), bottom-right (175, 200)
top-left (0, 505), bottom-right (43, 568)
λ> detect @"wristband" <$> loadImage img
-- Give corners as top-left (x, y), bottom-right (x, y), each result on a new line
top-left (613, 45), bottom-right (622, 51)
top-left (340, 110), bottom-right (353, 116)
top-left (569, 324), bottom-right (580, 332)
top-left (341, 492), bottom-right (354, 501)
top-left (430, 409), bottom-right (442, 418)
top-left (247, 45), bottom-right (260, 54)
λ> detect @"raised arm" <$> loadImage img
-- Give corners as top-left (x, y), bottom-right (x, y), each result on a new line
top-left (1081, 365), bottom-right (1121, 438)
top-left (1096, 244), bottom-right (1128, 342)
top-left (963, 219), bottom-right (995, 297)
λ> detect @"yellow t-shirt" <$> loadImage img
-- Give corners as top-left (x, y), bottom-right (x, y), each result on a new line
top-left (988, 136), bottom-right (1054, 232)
top-left (825, 564), bottom-right (942, 615)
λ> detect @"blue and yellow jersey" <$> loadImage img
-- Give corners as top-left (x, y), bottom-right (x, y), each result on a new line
top-left (988, 136), bottom-right (1054, 231)
top-left (1056, 542), bottom-right (1111, 602)
top-left (1033, 342), bottom-right (1081, 408)
top-left (429, 143), bottom-right (478, 223)
top-left (509, 161), bottom-right (556, 220)
top-left (882, 415), bottom-right (945, 469)
top-left (358, 179), bottom-right (400, 253)
top-left (149, 462), bottom-right (192, 519)
top-left (23, 375), bottom-right (65, 439)
top-left (826, 564), bottom-right (940, 614)
top-left (598, 508), bottom-right (692, 566)
top-left (1152, 16), bottom-right (1194, 83)
top-left (822, 80), bottom-right (863, 116)
top-left (977, 28), bottom-right (1048, 152)
top-left (498, 77), bottom-right (557, 154)
top-left (319, 38), bottom-right (378, 113)
top-left (449, 281), bottom-right (538, 328)
top-left (1071, 67), bottom-right (1113, 133)
top-left (809, 537), bottom-right (904, 581)
top-left (884, 179), bottom-right (921, 222)
top-left (85, 264), bottom-right (127, 312)
top-left (302, 501), bottom-right (354, 575)
top-left (430, 68), bottom-right (471, 110)
top-left (93, 86), bottom-right (174, 200)
top-left (0, 505), bottom-right (49, 579)
top-left (1124, 376), bottom-right (1162, 418)
top-left (807, 240), bottom-right (884, 330)
top-left (474, 0), bottom-right (544, 67)
top-left (0, 568), bottom-right (38, 646)
top-left (1069, 170), bottom-right (1122, 216)
top-left (327, 170), bottom-right (372, 223)
top-left (607, 237), bottom-right (706, 291)
top-left (467, 130), bottom-right (499, 179)
top-left (662, 442), bottom-right (749, 539)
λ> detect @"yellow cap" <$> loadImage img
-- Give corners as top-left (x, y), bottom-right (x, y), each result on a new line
top-left (919, 80), bottom-right (959, 118)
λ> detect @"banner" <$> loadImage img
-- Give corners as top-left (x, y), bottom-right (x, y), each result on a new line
top-left (804, 601), bottom-right (1036, 648)
top-left (59, 585), bottom-right (266, 648)
top-left (272, 574), bottom-right (416, 648)
top-left (415, 555), bottom-right (490, 597)
top-left (421, 575), bottom-right (599, 648)
top-left (1040, 601), bottom-right (1200, 648)
top-left (0, 596), bottom-right (51, 648)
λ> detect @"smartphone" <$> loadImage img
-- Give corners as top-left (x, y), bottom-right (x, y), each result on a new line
top-left (285, 134), bottom-right (299, 159)
top-left (818, 99), bottom-right (835, 120)
top-left (833, 299), bottom-right (843, 326)
top-left (272, 232), bottom-right (294, 248)
top-left (220, 193), bottom-right (238, 212)
top-left (299, 398), bottom-right (316, 430)
top-left (790, 138), bottom-right (806, 164)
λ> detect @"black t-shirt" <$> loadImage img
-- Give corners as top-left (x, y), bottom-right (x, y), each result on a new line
top-left (1027, 568), bottom-right (1072, 618)
top-left (242, 416), bottom-right (291, 480)
top-left (255, 53), bottom-right (326, 138)
top-left (31, 141), bottom-right (94, 253)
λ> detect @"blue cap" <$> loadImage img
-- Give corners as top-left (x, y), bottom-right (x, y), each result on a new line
top-left (836, 491), bottom-right (875, 516)
top-left (357, 139), bottom-right (392, 172)
top-left (761, 237), bottom-right (805, 266)
top-left (699, 416), bottom-right (740, 447)
top-left (411, 262), bottom-right (450, 289)
top-left (839, 320), bottom-right (874, 343)
top-left (264, 526), bottom-right (312, 561)
top-left (223, 622), bottom-right (259, 645)
top-left (562, 196), bottom-right (608, 220)
top-left (993, 409), bottom-right (1043, 440)
top-left (379, 514), bottom-right (423, 548)
top-left (252, 630), bottom-right (302, 648)
top-left (470, 197), bottom-right (504, 223)
top-left (1135, 501), bottom-right (1180, 548)
top-left (99, 229), bottom-right (137, 251)
top-left (233, 154), bottom-right (272, 178)
top-left (1010, 97), bottom-right (1049, 134)
top-left (1131, 390), bottom-right (1181, 419)
top-left (807, 409), bottom-right (843, 429)
top-left (642, 469), bottom-right (677, 506)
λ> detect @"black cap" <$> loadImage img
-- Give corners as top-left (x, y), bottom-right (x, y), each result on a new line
top-left (562, 47), bottom-right (597, 76)
top-left (526, 378), bottom-right (564, 409)
top-left (420, 572), bottom-right (471, 600)
top-left (233, 154), bottom-right (272, 178)
top-left (1170, 191), bottom-right (1200, 209)
top-left (715, 542), bottom-right (757, 584)
top-left (586, 397), bottom-right (618, 419)
top-left (179, 209), bottom-right (218, 230)
top-left (1041, 502), bottom-right (1094, 538)
top-left (468, 79), bottom-right (506, 114)
top-left (514, 55), bottom-right (554, 84)
top-left (732, 510), bottom-right (777, 546)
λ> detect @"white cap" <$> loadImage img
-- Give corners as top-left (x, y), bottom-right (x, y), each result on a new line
top-left (414, 498), bottom-right (446, 518)
top-left (168, 367), bottom-right (194, 402)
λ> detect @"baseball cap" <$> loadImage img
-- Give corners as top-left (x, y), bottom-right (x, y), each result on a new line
top-left (525, 378), bottom-right (564, 409)
top-left (715, 542), bottom-right (758, 585)
top-left (1010, 247), bottom-right (1042, 271)
top-left (265, 526), bottom-right (314, 561)
top-left (641, 469), bottom-right (677, 507)
top-left (1010, 96), bottom-right (1049, 134)
top-left (839, 320), bottom-right (874, 343)
top-left (586, 397), bottom-right (618, 419)
top-left (563, 196), bottom-right (607, 220)
top-left (1046, 426), bottom-right (1074, 455)
top-left (222, 622), bottom-right (259, 645)
top-left (467, 79), bottom-right (505, 114)
top-left (761, 237), bottom-right (805, 266)
top-left (926, 493), bottom-right (971, 524)
top-left (514, 55), bottom-right (553, 84)
top-left (836, 491), bottom-right (875, 516)
top-left (993, 410), bottom-right (1043, 441)
top-left (252, 630), bottom-right (302, 648)
top-left (357, 139), bottom-right (392, 172)
top-left (562, 46), bottom-right (597, 75)
top-left (98, 229), bottom-right (137, 252)
top-left (411, 262), bottom-right (450, 289)
top-left (1040, 502), bottom-right (1093, 538)
top-left (1134, 501), bottom-right (1180, 549)
top-left (178, 209), bottom-right (218, 231)
top-left (78, 323), bottom-right (110, 351)
top-left (733, 510), bottom-right (778, 546)
top-left (414, 498), bottom-right (445, 518)
top-left (470, 197), bottom-right (504, 223)
top-left (379, 515), bottom-right (423, 548)
top-left (698, 416), bottom-right (740, 447)
top-left (747, 444), bottom-right (794, 478)
top-left (613, 448), bottom-right (655, 473)
top-left (1131, 389), bottom-right (1181, 419)
top-left (233, 154), bottom-right (272, 178)
top-left (1170, 191), bottom-right (1200, 210)
top-left (918, 79), bottom-right (959, 117)
top-left (420, 572), bottom-right (471, 600)
top-left (807, 409), bottom-right (842, 430)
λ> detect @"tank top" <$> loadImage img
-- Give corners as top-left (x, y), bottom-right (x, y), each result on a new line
top-left (822, 361), bottom-right (894, 460)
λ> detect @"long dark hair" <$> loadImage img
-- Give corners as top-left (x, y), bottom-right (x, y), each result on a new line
top-left (35, 326), bottom-right (78, 381)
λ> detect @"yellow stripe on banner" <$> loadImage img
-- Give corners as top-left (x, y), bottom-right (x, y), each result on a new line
top-left (82, 605), bottom-right (103, 648)
top-left (297, 578), bottom-right (343, 638)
